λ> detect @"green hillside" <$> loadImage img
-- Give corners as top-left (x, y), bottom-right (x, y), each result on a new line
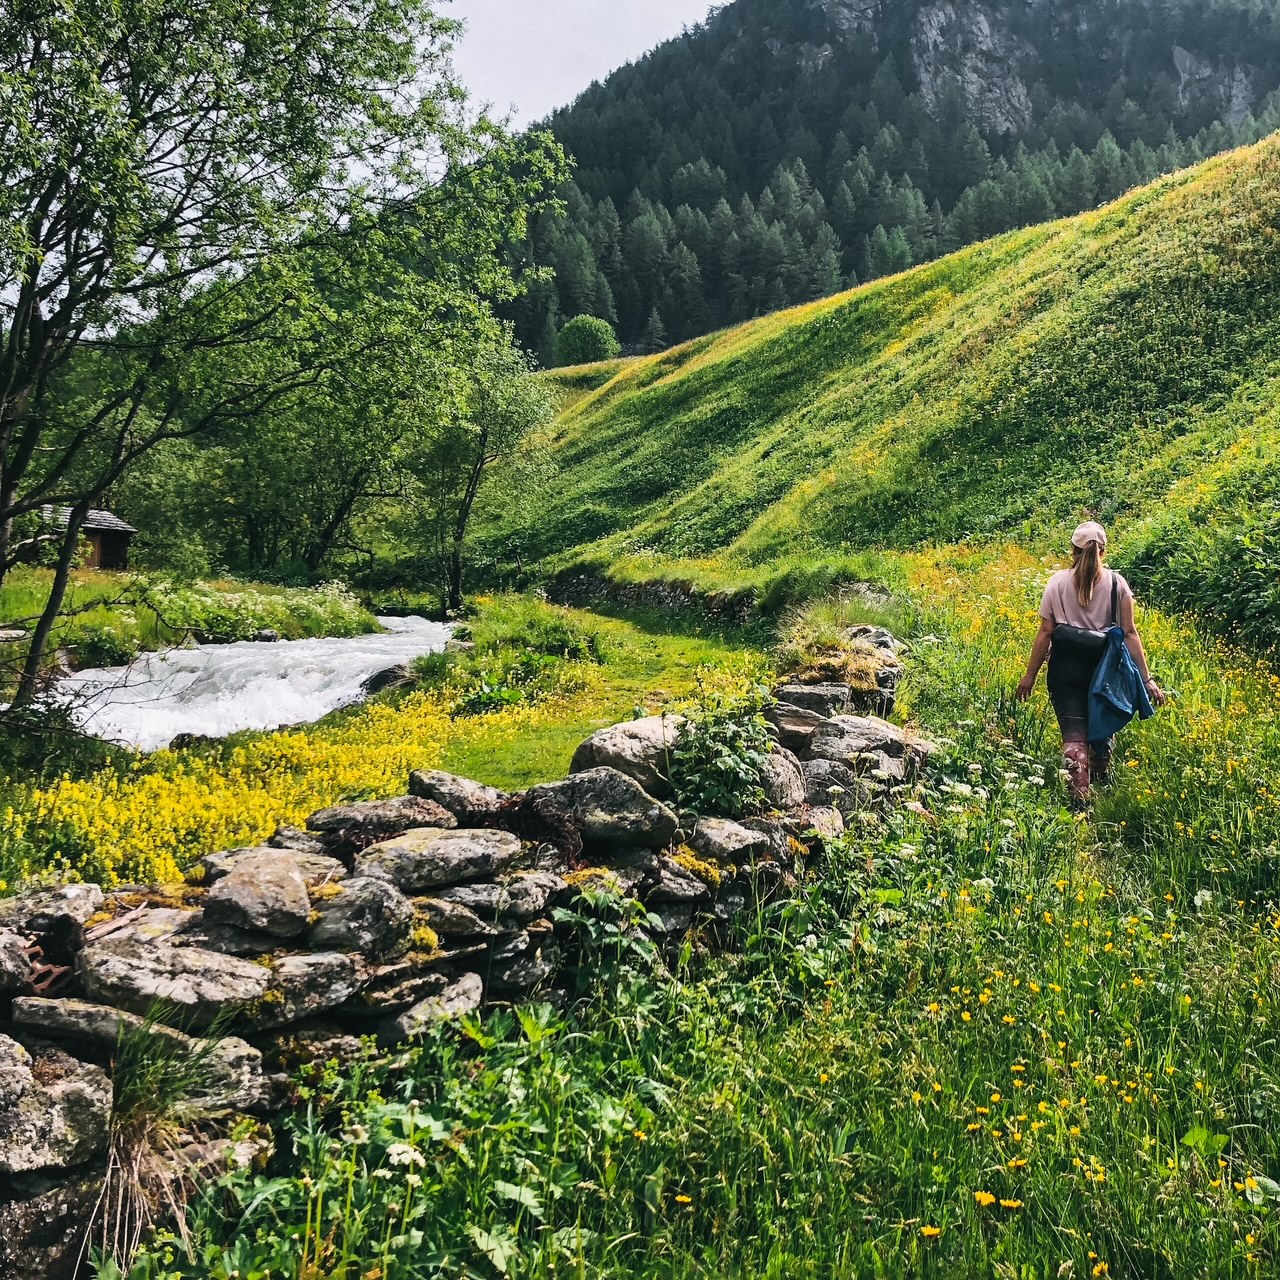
top-left (486, 134), bottom-right (1280, 641)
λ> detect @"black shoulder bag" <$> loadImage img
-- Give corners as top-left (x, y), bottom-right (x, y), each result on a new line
top-left (1051, 572), bottom-right (1120, 661)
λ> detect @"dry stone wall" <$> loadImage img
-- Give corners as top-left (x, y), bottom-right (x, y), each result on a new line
top-left (0, 623), bottom-right (931, 1279)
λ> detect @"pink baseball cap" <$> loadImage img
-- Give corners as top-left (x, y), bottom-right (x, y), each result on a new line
top-left (1071, 521), bottom-right (1108, 549)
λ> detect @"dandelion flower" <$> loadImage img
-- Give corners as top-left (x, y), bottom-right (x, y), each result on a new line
top-left (921, 1225), bottom-right (942, 1239)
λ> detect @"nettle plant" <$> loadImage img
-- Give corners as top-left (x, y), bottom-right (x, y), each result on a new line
top-left (669, 663), bottom-right (774, 819)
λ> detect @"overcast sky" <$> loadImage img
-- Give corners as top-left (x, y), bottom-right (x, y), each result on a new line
top-left (447, 1), bottom-right (721, 126)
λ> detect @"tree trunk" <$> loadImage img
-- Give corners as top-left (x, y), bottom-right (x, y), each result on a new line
top-left (447, 535), bottom-right (464, 615)
top-left (10, 509), bottom-right (86, 708)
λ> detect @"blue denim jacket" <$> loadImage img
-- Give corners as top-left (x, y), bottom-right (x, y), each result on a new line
top-left (1089, 626), bottom-right (1155, 744)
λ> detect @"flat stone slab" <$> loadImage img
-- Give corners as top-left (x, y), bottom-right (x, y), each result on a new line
top-left (764, 702), bottom-right (828, 755)
top-left (255, 953), bottom-right (362, 1028)
top-left (197, 844), bottom-right (345, 888)
top-left (775, 683), bottom-right (852, 717)
top-left (432, 872), bottom-right (566, 922)
top-left (810, 714), bottom-right (910, 761)
top-left (382, 971), bottom-right (484, 1044)
top-left (689, 817), bottom-right (773, 864)
top-left (306, 795), bottom-right (457, 848)
top-left (358, 828), bottom-right (523, 893)
top-left (409, 770), bottom-right (509, 822)
top-left (414, 896), bottom-right (497, 939)
top-left (307, 876), bottom-right (414, 958)
top-left (78, 936), bottom-right (270, 1027)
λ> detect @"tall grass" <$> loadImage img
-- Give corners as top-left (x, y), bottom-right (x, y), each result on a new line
top-left (117, 549), bottom-right (1280, 1279)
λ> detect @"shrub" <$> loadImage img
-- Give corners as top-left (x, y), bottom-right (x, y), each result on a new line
top-left (669, 664), bottom-right (774, 818)
top-left (555, 315), bottom-right (620, 367)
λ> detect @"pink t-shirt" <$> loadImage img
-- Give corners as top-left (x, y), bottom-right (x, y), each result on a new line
top-left (1039, 568), bottom-right (1132, 631)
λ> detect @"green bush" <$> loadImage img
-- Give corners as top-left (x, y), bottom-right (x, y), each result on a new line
top-left (668, 666), bottom-right (774, 818)
top-left (555, 315), bottom-right (620, 367)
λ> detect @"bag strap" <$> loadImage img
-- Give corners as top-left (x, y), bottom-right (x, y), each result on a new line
top-left (1110, 571), bottom-right (1119, 628)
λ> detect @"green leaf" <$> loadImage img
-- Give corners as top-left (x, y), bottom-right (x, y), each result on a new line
top-left (1180, 1125), bottom-right (1229, 1160)
top-left (467, 1224), bottom-right (521, 1275)
top-left (494, 1179), bottom-right (545, 1219)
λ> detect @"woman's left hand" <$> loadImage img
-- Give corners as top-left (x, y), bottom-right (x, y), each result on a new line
top-left (1146, 678), bottom-right (1167, 708)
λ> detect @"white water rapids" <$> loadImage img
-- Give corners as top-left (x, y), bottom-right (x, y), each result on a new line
top-left (50, 616), bottom-right (451, 752)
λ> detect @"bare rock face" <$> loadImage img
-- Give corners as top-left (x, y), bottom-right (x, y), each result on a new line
top-left (0, 927), bottom-right (32, 993)
top-left (256, 953), bottom-right (362, 1028)
top-left (408, 770), bottom-right (509, 823)
top-left (764, 701), bottom-right (828, 755)
top-left (381, 971), bottom-right (484, 1044)
top-left (197, 844), bottom-right (345, 888)
top-left (306, 795), bottom-right (457, 855)
top-left (774, 683), bottom-right (852, 717)
top-left (78, 936), bottom-right (270, 1027)
top-left (307, 876), bottom-right (414, 958)
top-left (0, 1036), bottom-right (111, 1175)
top-left (358, 828), bottom-right (523, 893)
top-left (204, 851), bottom-right (311, 938)
top-left (523, 767), bottom-right (679, 851)
top-left (432, 872), bottom-right (566, 923)
top-left (0, 1169), bottom-right (103, 1280)
top-left (569, 715), bottom-right (684, 799)
top-left (760, 747), bottom-right (807, 810)
top-left (689, 817), bottom-right (773, 865)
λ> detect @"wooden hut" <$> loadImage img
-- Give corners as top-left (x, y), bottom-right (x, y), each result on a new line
top-left (48, 508), bottom-right (137, 570)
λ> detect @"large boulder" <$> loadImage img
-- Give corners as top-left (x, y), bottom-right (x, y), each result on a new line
top-left (196, 843), bottom-right (345, 888)
top-left (523, 767), bottom-right (678, 851)
top-left (358, 828), bottom-right (522, 893)
top-left (569, 715), bottom-right (684, 799)
top-left (204, 851), bottom-right (311, 938)
top-left (306, 795), bottom-right (457, 853)
top-left (688, 817), bottom-right (773, 865)
top-left (0, 1037), bottom-right (110, 1175)
top-left (764, 702), bottom-right (828, 756)
top-left (774, 683), bottom-right (851, 717)
top-left (381, 971), bottom-right (484, 1044)
top-left (307, 876), bottom-right (414, 958)
top-left (78, 936), bottom-right (270, 1027)
top-left (408, 770), bottom-right (510, 823)
top-left (432, 872), bottom-right (566, 923)
top-left (0, 927), bottom-right (31, 993)
top-left (760, 747), bottom-right (807, 810)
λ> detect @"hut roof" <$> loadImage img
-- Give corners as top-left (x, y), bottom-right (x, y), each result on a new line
top-left (50, 507), bottom-right (137, 534)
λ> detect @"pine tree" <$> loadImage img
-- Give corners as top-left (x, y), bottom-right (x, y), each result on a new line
top-left (641, 307), bottom-right (669, 353)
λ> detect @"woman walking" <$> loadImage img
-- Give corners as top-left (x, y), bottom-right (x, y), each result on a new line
top-left (1017, 522), bottom-right (1165, 803)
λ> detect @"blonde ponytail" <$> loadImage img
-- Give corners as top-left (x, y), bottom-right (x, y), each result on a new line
top-left (1072, 541), bottom-right (1103, 606)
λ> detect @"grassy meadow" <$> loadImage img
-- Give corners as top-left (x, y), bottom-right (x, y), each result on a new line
top-left (107, 546), bottom-right (1280, 1280)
